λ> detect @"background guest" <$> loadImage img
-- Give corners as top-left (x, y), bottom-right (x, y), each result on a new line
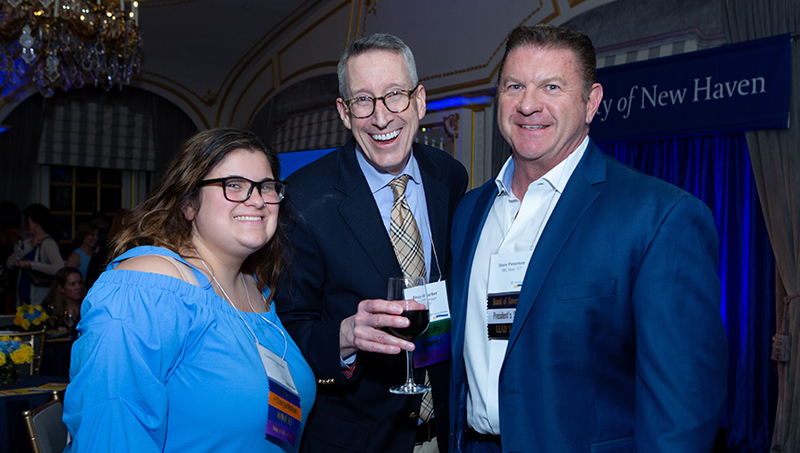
top-left (40, 266), bottom-right (84, 376)
top-left (41, 266), bottom-right (84, 330)
top-left (84, 208), bottom-right (130, 290)
top-left (65, 222), bottom-right (100, 280)
top-left (0, 201), bottom-right (23, 313)
top-left (5, 204), bottom-right (64, 306)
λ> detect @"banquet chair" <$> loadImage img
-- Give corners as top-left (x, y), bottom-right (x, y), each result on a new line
top-left (0, 314), bottom-right (14, 329)
top-left (8, 329), bottom-right (47, 375)
top-left (22, 391), bottom-right (69, 453)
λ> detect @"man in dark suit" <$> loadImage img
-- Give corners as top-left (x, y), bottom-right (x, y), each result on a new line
top-left (448, 25), bottom-right (728, 453)
top-left (276, 33), bottom-right (468, 453)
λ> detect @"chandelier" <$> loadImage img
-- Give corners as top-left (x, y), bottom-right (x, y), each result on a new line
top-left (0, 0), bottom-right (142, 97)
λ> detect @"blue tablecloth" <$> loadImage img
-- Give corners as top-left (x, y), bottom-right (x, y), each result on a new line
top-left (0, 374), bottom-right (69, 453)
top-left (41, 337), bottom-right (73, 378)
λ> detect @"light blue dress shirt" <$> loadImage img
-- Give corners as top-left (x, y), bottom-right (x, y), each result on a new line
top-left (355, 146), bottom-right (437, 280)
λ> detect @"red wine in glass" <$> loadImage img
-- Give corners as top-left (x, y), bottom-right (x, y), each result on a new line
top-left (385, 310), bottom-right (430, 341)
top-left (386, 276), bottom-right (431, 395)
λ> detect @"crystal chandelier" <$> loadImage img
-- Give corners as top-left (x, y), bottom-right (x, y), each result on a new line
top-left (0, 0), bottom-right (142, 97)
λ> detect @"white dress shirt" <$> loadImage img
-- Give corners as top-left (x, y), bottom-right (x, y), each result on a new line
top-left (464, 136), bottom-right (589, 434)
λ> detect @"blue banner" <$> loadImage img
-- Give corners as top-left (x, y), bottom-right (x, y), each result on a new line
top-left (591, 34), bottom-right (791, 143)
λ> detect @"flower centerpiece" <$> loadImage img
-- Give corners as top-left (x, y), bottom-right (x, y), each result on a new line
top-left (14, 304), bottom-right (49, 331)
top-left (0, 335), bottom-right (34, 385)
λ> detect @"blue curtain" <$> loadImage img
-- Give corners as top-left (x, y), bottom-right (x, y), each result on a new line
top-left (597, 132), bottom-right (775, 453)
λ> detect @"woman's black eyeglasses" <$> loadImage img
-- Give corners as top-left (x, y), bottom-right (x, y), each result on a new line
top-left (196, 177), bottom-right (286, 204)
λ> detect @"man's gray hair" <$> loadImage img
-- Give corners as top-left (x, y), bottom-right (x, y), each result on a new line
top-left (337, 33), bottom-right (418, 99)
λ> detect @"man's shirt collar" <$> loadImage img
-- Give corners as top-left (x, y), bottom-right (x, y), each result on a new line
top-left (494, 135), bottom-right (590, 199)
top-left (355, 142), bottom-right (422, 194)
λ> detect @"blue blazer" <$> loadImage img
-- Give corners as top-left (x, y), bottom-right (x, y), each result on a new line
top-left (276, 139), bottom-right (468, 453)
top-left (449, 140), bottom-right (728, 453)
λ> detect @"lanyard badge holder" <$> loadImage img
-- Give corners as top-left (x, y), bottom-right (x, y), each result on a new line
top-left (257, 343), bottom-right (302, 447)
top-left (412, 280), bottom-right (451, 366)
top-left (410, 194), bottom-right (452, 366)
top-left (194, 249), bottom-right (302, 448)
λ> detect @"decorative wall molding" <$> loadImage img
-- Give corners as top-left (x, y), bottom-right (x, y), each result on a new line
top-left (444, 113), bottom-right (460, 139)
top-left (596, 28), bottom-right (727, 69)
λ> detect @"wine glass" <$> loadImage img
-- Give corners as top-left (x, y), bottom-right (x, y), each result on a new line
top-left (385, 276), bottom-right (430, 395)
top-left (45, 302), bottom-right (58, 329)
top-left (63, 308), bottom-right (77, 333)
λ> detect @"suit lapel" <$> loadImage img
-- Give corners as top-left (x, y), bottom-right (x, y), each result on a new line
top-left (505, 142), bottom-right (608, 356)
top-left (415, 144), bottom-right (449, 281)
top-left (335, 141), bottom-right (402, 283)
top-left (452, 182), bottom-right (498, 349)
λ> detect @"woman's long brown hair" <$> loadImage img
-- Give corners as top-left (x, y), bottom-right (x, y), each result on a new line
top-left (111, 128), bottom-right (287, 293)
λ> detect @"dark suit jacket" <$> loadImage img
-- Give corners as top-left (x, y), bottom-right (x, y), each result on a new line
top-left (276, 139), bottom-right (468, 453)
top-left (449, 140), bottom-right (728, 453)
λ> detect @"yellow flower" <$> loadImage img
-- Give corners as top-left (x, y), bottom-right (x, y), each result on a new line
top-left (14, 304), bottom-right (48, 331)
top-left (10, 344), bottom-right (33, 364)
top-left (0, 353), bottom-right (5, 366)
top-left (0, 336), bottom-right (10, 341)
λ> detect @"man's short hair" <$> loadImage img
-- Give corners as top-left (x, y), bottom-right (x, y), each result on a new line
top-left (337, 33), bottom-right (418, 99)
top-left (498, 24), bottom-right (597, 101)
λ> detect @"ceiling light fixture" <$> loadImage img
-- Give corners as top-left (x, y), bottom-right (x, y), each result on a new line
top-left (0, 0), bottom-right (142, 97)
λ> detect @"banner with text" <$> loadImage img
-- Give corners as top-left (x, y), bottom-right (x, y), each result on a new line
top-left (591, 34), bottom-right (791, 143)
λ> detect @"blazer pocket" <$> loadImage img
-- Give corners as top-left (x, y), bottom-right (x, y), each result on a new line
top-left (590, 436), bottom-right (634, 453)
top-left (557, 279), bottom-right (616, 301)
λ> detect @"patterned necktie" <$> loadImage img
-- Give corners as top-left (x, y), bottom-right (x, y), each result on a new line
top-left (389, 175), bottom-right (426, 279)
top-left (388, 175), bottom-right (433, 424)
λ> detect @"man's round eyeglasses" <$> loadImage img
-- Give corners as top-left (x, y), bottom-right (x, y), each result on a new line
top-left (196, 177), bottom-right (286, 204)
top-left (344, 85), bottom-right (420, 119)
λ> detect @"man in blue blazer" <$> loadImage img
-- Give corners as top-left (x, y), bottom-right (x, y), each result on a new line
top-left (449, 25), bottom-right (728, 453)
top-left (276, 33), bottom-right (468, 452)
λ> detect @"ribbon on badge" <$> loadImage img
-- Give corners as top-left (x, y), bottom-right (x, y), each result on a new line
top-left (266, 379), bottom-right (301, 446)
top-left (413, 319), bottom-right (451, 367)
top-left (487, 291), bottom-right (518, 339)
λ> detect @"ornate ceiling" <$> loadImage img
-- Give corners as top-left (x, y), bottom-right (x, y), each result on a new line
top-left (2, 0), bottom-right (725, 130)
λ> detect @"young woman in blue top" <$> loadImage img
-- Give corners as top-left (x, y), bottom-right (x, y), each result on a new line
top-left (65, 222), bottom-right (99, 279)
top-left (63, 128), bottom-right (316, 453)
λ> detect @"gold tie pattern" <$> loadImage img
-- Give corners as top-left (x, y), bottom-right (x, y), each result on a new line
top-left (388, 175), bottom-right (433, 424)
top-left (389, 175), bottom-right (426, 279)
top-left (418, 370), bottom-right (434, 423)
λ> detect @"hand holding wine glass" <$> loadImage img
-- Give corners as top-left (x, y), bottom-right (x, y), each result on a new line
top-left (385, 276), bottom-right (430, 395)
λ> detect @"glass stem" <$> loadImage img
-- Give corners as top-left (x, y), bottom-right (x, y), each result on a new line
top-left (404, 350), bottom-right (416, 387)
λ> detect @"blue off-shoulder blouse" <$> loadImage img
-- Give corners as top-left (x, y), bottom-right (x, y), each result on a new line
top-left (63, 246), bottom-right (316, 453)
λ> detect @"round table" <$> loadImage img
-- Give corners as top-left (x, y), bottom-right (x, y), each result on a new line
top-left (0, 374), bottom-right (69, 453)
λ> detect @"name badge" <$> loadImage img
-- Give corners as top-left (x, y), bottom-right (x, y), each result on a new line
top-left (257, 342), bottom-right (301, 447)
top-left (426, 280), bottom-right (450, 321)
top-left (411, 280), bottom-right (451, 367)
top-left (487, 252), bottom-right (529, 339)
